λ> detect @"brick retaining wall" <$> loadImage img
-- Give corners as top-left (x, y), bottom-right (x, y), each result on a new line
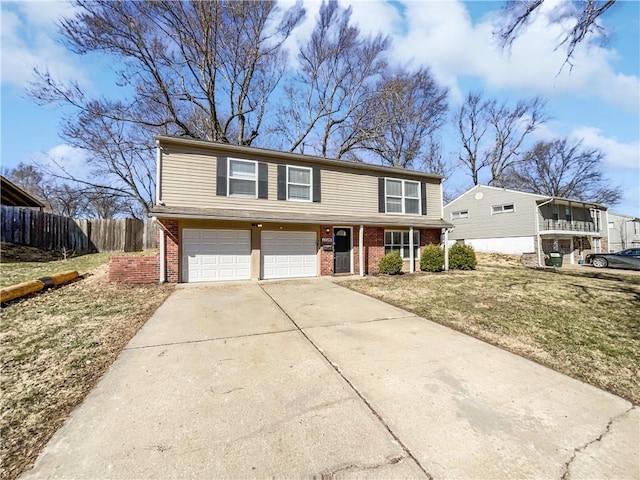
top-left (109, 254), bottom-right (159, 284)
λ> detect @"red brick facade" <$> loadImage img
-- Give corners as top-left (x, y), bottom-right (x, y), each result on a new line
top-left (159, 219), bottom-right (179, 282)
top-left (132, 220), bottom-right (445, 282)
top-left (320, 226), bottom-right (443, 276)
top-left (108, 254), bottom-right (159, 284)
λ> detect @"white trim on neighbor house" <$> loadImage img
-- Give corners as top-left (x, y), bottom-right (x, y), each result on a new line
top-left (463, 236), bottom-right (536, 255)
top-left (451, 210), bottom-right (469, 219)
top-left (491, 203), bottom-right (515, 215)
top-left (445, 184), bottom-right (549, 209)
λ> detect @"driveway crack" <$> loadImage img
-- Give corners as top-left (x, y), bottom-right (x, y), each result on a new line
top-left (560, 406), bottom-right (635, 480)
top-left (320, 454), bottom-right (406, 478)
top-left (258, 284), bottom-right (433, 480)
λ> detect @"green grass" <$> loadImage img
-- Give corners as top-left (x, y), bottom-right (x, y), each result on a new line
top-left (341, 255), bottom-right (640, 405)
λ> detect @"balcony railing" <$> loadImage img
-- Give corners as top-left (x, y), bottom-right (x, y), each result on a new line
top-left (541, 219), bottom-right (599, 232)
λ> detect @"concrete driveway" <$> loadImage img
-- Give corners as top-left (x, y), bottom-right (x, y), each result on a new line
top-left (22, 280), bottom-right (639, 479)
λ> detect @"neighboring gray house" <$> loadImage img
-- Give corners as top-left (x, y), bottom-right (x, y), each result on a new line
top-left (444, 185), bottom-right (609, 266)
top-left (608, 212), bottom-right (640, 251)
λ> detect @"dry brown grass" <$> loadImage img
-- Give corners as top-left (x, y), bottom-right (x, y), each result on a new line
top-left (341, 253), bottom-right (640, 405)
top-left (0, 262), bottom-right (174, 480)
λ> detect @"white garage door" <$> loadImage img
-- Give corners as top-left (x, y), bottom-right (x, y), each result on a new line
top-left (182, 229), bottom-right (251, 282)
top-left (261, 231), bottom-right (317, 280)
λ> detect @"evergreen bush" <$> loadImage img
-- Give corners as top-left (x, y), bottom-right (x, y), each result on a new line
top-left (378, 251), bottom-right (404, 275)
top-left (420, 244), bottom-right (444, 272)
top-left (449, 243), bottom-right (477, 270)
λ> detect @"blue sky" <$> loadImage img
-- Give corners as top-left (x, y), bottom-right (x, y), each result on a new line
top-left (1, 0), bottom-right (639, 216)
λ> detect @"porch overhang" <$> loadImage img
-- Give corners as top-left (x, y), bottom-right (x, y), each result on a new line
top-left (150, 205), bottom-right (454, 229)
top-left (539, 230), bottom-right (604, 237)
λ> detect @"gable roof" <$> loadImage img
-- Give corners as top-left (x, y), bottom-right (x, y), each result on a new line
top-left (445, 184), bottom-right (608, 210)
top-left (155, 135), bottom-right (444, 182)
top-left (0, 176), bottom-right (45, 209)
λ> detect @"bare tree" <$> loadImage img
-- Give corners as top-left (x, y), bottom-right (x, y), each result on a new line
top-left (28, 0), bottom-right (304, 213)
top-left (274, 0), bottom-right (388, 158)
top-left (456, 92), bottom-right (548, 186)
top-left (359, 68), bottom-right (448, 169)
top-left (496, 0), bottom-right (616, 67)
top-left (503, 138), bottom-right (622, 205)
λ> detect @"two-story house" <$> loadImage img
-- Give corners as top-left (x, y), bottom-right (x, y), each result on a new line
top-left (443, 185), bottom-right (609, 267)
top-left (608, 212), bottom-right (640, 251)
top-left (149, 136), bottom-right (452, 283)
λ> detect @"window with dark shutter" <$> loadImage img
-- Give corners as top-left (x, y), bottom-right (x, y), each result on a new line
top-left (378, 178), bottom-right (385, 213)
top-left (216, 157), bottom-right (227, 196)
top-left (277, 165), bottom-right (286, 200)
top-left (258, 163), bottom-right (268, 199)
top-left (313, 167), bottom-right (321, 203)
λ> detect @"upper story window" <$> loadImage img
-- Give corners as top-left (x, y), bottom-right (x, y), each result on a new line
top-left (287, 166), bottom-right (312, 202)
top-left (228, 159), bottom-right (257, 198)
top-left (451, 210), bottom-right (468, 220)
top-left (385, 179), bottom-right (420, 215)
top-left (491, 203), bottom-right (515, 215)
top-left (634, 221), bottom-right (640, 236)
top-left (565, 206), bottom-right (571, 221)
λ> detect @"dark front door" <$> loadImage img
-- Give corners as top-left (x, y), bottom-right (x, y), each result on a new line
top-left (334, 228), bottom-right (351, 274)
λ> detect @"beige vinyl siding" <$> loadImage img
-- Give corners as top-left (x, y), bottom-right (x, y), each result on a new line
top-left (444, 186), bottom-right (543, 240)
top-left (160, 144), bottom-right (443, 221)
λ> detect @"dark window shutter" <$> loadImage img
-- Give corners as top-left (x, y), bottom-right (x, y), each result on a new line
top-left (277, 165), bottom-right (286, 200)
top-left (216, 157), bottom-right (227, 196)
top-left (378, 178), bottom-right (386, 213)
top-left (258, 163), bottom-right (268, 199)
top-left (421, 182), bottom-right (427, 215)
top-left (313, 167), bottom-right (321, 203)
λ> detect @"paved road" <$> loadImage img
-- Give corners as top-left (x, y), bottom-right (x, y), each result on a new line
top-left (22, 280), bottom-right (639, 479)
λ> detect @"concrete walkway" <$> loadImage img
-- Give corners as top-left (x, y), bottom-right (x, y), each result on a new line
top-left (22, 280), bottom-right (639, 479)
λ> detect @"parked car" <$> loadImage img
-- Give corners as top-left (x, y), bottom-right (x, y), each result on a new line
top-left (585, 248), bottom-right (640, 270)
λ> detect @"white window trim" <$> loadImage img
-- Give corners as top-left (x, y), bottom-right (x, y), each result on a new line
top-left (385, 178), bottom-right (421, 215)
top-left (491, 203), bottom-right (515, 215)
top-left (634, 221), bottom-right (640, 236)
top-left (286, 165), bottom-right (312, 202)
top-left (384, 229), bottom-right (420, 260)
top-left (227, 158), bottom-right (257, 198)
top-left (451, 210), bottom-right (469, 220)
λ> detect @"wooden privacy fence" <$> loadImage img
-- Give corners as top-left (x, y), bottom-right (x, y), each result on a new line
top-left (0, 206), bottom-right (157, 253)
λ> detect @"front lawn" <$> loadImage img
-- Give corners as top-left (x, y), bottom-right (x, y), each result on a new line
top-left (341, 254), bottom-right (639, 405)
top-left (0, 250), bottom-right (174, 480)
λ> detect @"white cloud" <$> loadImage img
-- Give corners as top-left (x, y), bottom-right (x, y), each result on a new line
top-left (0, 1), bottom-right (85, 88)
top-left (570, 127), bottom-right (640, 170)
top-left (33, 144), bottom-right (91, 181)
top-left (348, 0), bottom-right (639, 113)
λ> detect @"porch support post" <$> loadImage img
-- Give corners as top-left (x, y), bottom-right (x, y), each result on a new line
top-left (159, 225), bottom-right (166, 284)
top-left (443, 228), bottom-right (449, 271)
top-left (570, 237), bottom-right (575, 264)
top-left (359, 224), bottom-right (364, 276)
top-left (409, 226), bottom-right (415, 273)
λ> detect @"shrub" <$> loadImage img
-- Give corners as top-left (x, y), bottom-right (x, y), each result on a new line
top-left (420, 244), bottom-right (444, 272)
top-left (378, 251), bottom-right (404, 275)
top-left (449, 243), bottom-right (477, 270)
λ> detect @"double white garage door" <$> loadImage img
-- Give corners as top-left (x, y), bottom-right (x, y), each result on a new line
top-left (182, 229), bottom-right (317, 282)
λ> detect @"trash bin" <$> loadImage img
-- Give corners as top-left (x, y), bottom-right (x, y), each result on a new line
top-left (546, 251), bottom-right (563, 267)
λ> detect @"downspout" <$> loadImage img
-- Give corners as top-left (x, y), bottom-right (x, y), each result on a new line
top-left (155, 139), bottom-right (162, 205)
top-left (536, 198), bottom-right (553, 267)
top-left (409, 226), bottom-right (415, 273)
top-left (359, 225), bottom-right (364, 276)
